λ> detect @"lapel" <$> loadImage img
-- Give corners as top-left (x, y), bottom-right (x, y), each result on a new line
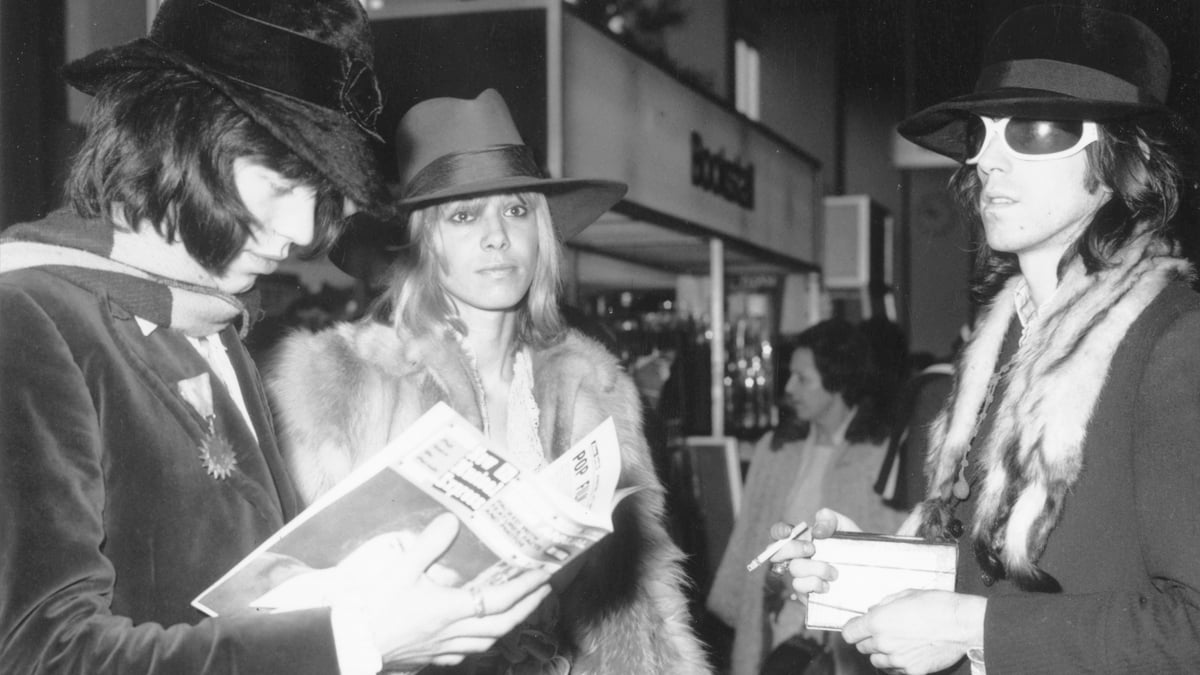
top-left (102, 296), bottom-right (286, 529)
top-left (220, 328), bottom-right (302, 520)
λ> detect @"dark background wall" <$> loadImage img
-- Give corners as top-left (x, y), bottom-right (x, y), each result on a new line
top-left (3, 0), bottom-right (1198, 357)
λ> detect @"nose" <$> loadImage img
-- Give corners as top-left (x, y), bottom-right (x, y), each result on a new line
top-left (479, 211), bottom-right (510, 251)
top-left (263, 187), bottom-right (317, 253)
top-left (784, 374), bottom-right (799, 399)
top-left (972, 129), bottom-right (1009, 175)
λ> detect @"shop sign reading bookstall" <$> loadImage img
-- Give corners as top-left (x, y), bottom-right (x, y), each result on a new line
top-left (691, 131), bottom-right (755, 210)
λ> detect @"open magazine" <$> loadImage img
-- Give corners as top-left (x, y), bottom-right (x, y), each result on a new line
top-left (192, 402), bottom-right (634, 617)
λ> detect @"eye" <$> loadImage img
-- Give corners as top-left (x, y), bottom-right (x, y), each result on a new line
top-left (504, 204), bottom-right (529, 218)
top-left (448, 210), bottom-right (474, 224)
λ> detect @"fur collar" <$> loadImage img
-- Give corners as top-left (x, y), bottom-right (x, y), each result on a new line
top-left (920, 231), bottom-right (1192, 589)
top-left (265, 321), bottom-right (630, 503)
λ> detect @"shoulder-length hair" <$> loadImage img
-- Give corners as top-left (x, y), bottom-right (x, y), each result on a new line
top-left (68, 68), bottom-right (347, 270)
top-left (373, 191), bottom-right (565, 348)
top-left (777, 318), bottom-right (890, 445)
top-left (949, 114), bottom-right (1193, 303)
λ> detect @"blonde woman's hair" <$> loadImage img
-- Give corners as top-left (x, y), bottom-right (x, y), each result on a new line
top-left (372, 191), bottom-right (565, 347)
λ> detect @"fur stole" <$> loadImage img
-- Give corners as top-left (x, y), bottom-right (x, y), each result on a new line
top-left (265, 321), bottom-right (710, 674)
top-left (918, 231), bottom-right (1192, 590)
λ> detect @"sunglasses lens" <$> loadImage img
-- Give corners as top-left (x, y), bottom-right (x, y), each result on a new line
top-left (1005, 119), bottom-right (1085, 155)
top-left (964, 116), bottom-right (988, 160)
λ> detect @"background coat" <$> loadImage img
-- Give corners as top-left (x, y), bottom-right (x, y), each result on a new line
top-left (707, 429), bottom-right (903, 675)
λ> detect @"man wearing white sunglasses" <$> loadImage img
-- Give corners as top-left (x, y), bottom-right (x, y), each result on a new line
top-left (772, 5), bottom-right (1200, 674)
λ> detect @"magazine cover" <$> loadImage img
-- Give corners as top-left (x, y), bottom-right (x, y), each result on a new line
top-left (192, 402), bottom-right (625, 617)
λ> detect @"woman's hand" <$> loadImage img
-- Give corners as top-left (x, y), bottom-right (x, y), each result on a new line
top-left (841, 589), bottom-right (985, 675)
top-left (769, 508), bottom-right (861, 595)
top-left (336, 513), bottom-right (553, 668)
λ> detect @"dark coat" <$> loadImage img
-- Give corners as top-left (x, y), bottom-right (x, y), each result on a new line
top-left (920, 230), bottom-right (1200, 673)
top-left (0, 267), bottom-right (338, 674)
top-left (956, 284), bottom-right (1200, 673)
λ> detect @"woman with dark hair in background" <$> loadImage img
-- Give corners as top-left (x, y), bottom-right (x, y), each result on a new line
top-left (707, 318), bottom-right (904, 675)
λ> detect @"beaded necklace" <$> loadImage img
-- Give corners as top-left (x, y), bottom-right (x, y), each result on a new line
top-left (953, 356), bottom-right (1017, 500)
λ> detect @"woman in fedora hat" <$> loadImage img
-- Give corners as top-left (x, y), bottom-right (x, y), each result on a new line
top-left (0, 2), bottom-right (551, 674)
top-left (771, 5), bottom-right (1200, 674)
top-left (267, 88), bottom-right (711, 674)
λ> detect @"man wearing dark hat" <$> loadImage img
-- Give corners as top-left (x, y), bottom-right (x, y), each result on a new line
top-left (774, 5), bottom-right (1200, 674)
top-left (267, 88), bottom-right (711, 674)
top-left (0, 2), bottom-right (550, 673)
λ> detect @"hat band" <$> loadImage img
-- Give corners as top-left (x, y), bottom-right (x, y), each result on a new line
top-left (402, 145), bottom-right (544, 201)
top-left (154, 0), bottom-right (382, 136)
top-left (976, 58), bottom-right (1159, 106)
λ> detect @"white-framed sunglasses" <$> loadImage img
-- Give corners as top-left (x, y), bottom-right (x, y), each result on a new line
top-left (965, 115), bottom-right (1099, 164)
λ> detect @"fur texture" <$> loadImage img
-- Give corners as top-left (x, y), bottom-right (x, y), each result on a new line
top-left (919, 230), bottom-right (1192, 589)
top-left (266, 322), bottom-right (710, 674)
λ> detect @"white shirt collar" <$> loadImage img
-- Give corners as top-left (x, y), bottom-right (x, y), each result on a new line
top-left (135, 316), bottom-right (158, 336)
top-left (1013, 277), bottom-right (1039, 329)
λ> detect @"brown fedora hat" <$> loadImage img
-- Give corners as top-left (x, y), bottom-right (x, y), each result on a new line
top-left (898, 5), bottom-right (1184, 160)
top-left (61, 0), bottom-right (389, 212)
top-left (391, 89), bottom-right (627, 241)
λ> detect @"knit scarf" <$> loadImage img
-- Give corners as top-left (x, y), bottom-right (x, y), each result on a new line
top-left (0, 210), bottom-right (253, 337)
top-left (918, 228), bottom-right (1193, 591)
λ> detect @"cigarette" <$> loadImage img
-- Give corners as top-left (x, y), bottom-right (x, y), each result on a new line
top-left (746, 521), bottom-right (809, 572)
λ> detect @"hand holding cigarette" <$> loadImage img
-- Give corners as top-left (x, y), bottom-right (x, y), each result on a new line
top-left (746, 521), bottom-right (809, 572)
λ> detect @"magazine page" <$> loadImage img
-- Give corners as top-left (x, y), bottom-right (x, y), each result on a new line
top-left (536, 417), bottom-right (621, 515)
top-left (191, 402), bottom-right (625, 617)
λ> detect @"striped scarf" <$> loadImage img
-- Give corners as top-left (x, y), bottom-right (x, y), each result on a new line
top-left (0, 209), bottom-right (253, 337)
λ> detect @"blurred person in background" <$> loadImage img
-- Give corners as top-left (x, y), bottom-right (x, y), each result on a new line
top-left (0, 1), bottom-right (551, 673)
top-left (873, 327), bottom-right (966, 511)
top-left (267, 89), bottom-right (709, 674)
top-left (773, 5), bottom-right (1200, 673)
top-left (707, 318), bottom-right (904, 675)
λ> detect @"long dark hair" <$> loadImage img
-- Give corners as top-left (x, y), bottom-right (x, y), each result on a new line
top-left (68, 69), bottom-right (347, 270)
top-left (949, 114), bottom-right (1195, 303)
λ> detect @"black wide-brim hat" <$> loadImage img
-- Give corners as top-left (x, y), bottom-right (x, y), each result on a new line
top-left (898, 5), bottom-right (1185, 160)
top-left (391, 89), bottom-right (627, 242)
top-left (61, 0), bottom-right (390, 212)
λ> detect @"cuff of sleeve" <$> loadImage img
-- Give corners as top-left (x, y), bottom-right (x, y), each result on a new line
top-left (331, 605), bottom-right (383, 675)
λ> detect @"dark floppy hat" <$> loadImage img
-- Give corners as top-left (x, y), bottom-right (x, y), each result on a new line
top-left (898, 5), bottom-right (1181, 160)
top-left (392, 89), bottom-right (628, 241)
top-left (60, 0), bottom-right (389, 212)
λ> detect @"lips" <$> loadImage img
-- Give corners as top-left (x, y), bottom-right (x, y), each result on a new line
top-left (247, 252), bottom-right (286, 274)
top-left (477, 263), bottom-right (517, 275)
top-left (980, 192), bottom-right (1018, 215)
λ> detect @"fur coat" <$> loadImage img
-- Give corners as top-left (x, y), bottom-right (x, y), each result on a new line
top-left (266, 321), bottom-right (710, 674)
top-left (918, 230), bottom-right (1193, 590)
